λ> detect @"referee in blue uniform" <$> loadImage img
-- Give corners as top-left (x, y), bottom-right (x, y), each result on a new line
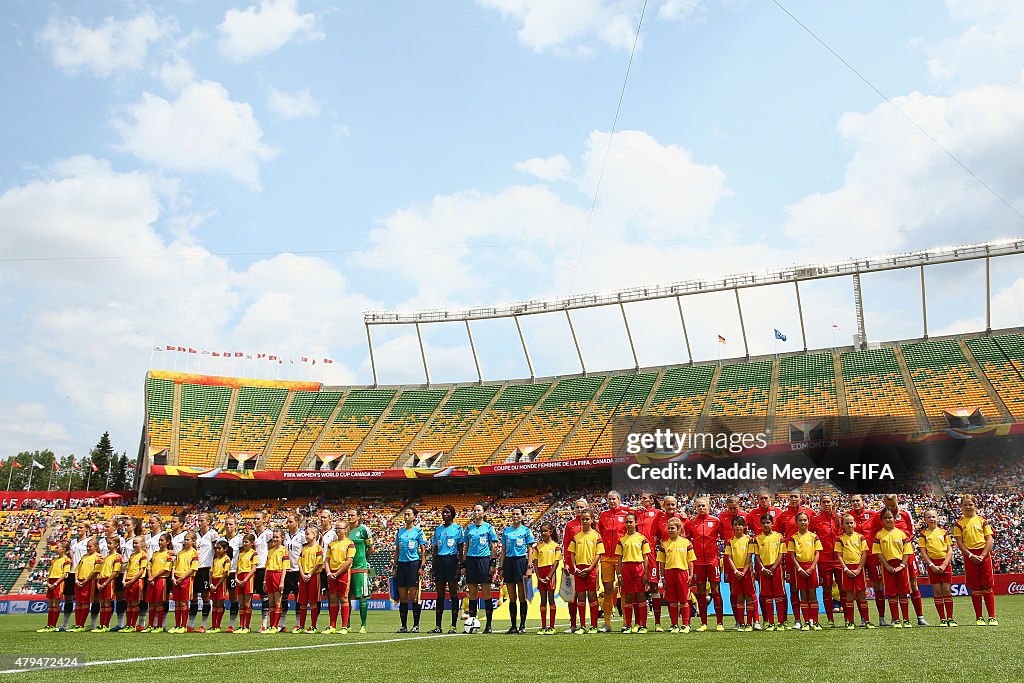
top-left (498, 507), bottom-right (536, 634)
top-left (430, 505), bottom-right (465, 634)
top-left (394, 507), bottom-right (427, 633)
top-left (462, 504), bottom-right (499, 633)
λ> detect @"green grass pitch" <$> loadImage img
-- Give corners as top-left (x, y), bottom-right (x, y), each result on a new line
top-left (0, 598), bottom-right (1020, 682)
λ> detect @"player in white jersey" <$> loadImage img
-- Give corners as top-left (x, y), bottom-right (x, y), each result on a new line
top-left (282, 513), bottom-right (305, 631)
top-left (317, 509), bottom-right (336, 602)
top-left (193, 513), bottom-right (220, 631)
top-left (98, 520), bottom-right (125, 630)
top-left (145, 515), bottom-right (164, 559)
top-left (251, 511), bottom-right (274, 629)
top-left (168, 514), bottom-right (187, 553)
top-left (221, 515), bottom-right (244, 631)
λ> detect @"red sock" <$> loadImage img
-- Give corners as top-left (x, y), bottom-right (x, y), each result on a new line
top-left (637, 601), bottom-right (647, 627)
top-left (341, 603), bottom-right (351, 628)
top-left (712, 593), bottom-right (723, 625)
top-left (911, 592), bottom-right (923, 617)
top-left (576, 601), bottom-right (586, 628)
top-left (623, 601), bottom-right (633, 627)
top-left (984, 591), bottom-right (996, 618)
top-left (299, 606), bottom-right (307, 630)
top-left (944, 597), bottom-right (954, 620)
top-left (540, 605), bottom-right (547, 630)
top-left (569, 597), bottom-right (577, 629)
top-left (899, 598), bottom-right (909, 621)
top-left (329, 603), bottom-right (338, 628)
top-left (682, 601), bottom-right (691, 626)
top-left (843, 598), bottom-right (853, 623)
top-left (698, 594), bottom-right (708, 624)
top-left (731, 595), bottom-right (741, 624)
top-left (101, 605), bottom-right (111, 627)
top-left (746, 603), bottom-right (755, 626)
top-left (668, 603), bottom-right (679, 626)
top-left (310, 608), bottom-right (319, 629)
top-left (933, 598), bottom-right (943, 619)
top-left (790, 589), bottom-right (800, 621)
top-left (971, 593), bottom-right (983, 618)
top-left (552, 604), bottom-right (558, 629)
top-left (888, 598), bottom-right (899, 622)
top-left (823, 585), bottom-right (834, 622)
top-left (652, 595), bottom-right (662, 625)
top-left (763, 596), bottom-right (774, 625)
top-left (775, 597), bottom-right (786, 622)
top-left (858, 599), bottom-right (869, 622)
top-left (875, 595), bottom-right (886, 618)
top-left (213, 608), bottom-right (223, 629)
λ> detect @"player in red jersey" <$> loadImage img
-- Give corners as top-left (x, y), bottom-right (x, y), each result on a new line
top-left (718, 496), bottom-right (757, 629)
top-left (684, 497), bottom-right (724, 631)
top-left (774, 490), bottom-right (813, 628)
top-left (745, 490), bottom-right (781, 626)
top-left (745, 490), bottom-right (782, 536)
top-left (810, 494), bottom-right (841, 627)
top-left (597, 490), bottom-right (630, 633)
top-left (846, 493), bottom-right (886, 624)
top-left (561, 498), bottom-right (590, 633)
top-left (866, 494), bottom-right (928, 626)
top-left (636, 491), bottom-right (666, 631)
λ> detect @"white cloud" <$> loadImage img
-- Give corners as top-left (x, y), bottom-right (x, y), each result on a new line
top-left (659, 0), bottom-right (703, 22)
top-left (38, 11), bottom-right (175, 77)
top-left (514, 154), bottom-right (571, 181)
top-left (218, 0), bottom-right (323, 62)
top-left (267, 87), bottom-right (321, 119)
top-left (476, 0), bottom-right (642, 53)
top-left (157, 56), bottom-right (195, 93)
top-left (0, 156), bottom-right (369, 457)
top-left (927, 1), bottom-right (1024, 87)
top-left (115, 80), bottom-right (279, 187)
top-left (783, 85), bottom-right (1024, 260)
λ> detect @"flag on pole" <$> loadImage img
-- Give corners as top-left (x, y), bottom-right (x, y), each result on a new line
top-left (774, 329), bottom-right (787, 342)
top-left (234, 352), bottom-right (243, 358)
top-left (832, 323), bottom-right (839, 329)
top-left (153, 346), bottom-right (162, 351)
top-left (323, 358), bottom-right (333, 364)
top-left (72, 461), bottom-right (81, 470)
top-left (176, 346), bottom-right (186, 352)
top-left (11, 460), bottom-right (22, 469)
top-left (32, 459), bottom-right (44, 469)
top-left (717, 335), bottom-right (727, 344)
top-left (90, 462), bottom-right (99, 473)
top-left (188, 348), bottom-right (197, 354)
top-left (165, 345), bottom-right (175, 351)
top-left (52, 461), bottom-right (60, 471)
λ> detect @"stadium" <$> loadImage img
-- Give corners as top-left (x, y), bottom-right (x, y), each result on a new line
top-left (5, 2), bottom-right (1024, 682)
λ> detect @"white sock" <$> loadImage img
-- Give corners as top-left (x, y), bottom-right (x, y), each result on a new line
top-left (61, 613), bottom-right (70, 629)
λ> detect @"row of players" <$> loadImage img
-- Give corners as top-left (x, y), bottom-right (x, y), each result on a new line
top-left (34, 491), bottom-right (998, 635)
top-left (38, 508), bottom-right (374, 634)
top-left (531, 490), bottom-right (998, 635)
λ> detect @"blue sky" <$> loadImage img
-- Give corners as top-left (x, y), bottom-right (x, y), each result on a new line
top-left (1, 0), bottom-right (1023, 460)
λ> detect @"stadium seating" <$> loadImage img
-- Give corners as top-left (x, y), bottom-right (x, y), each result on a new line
top-left (225, 386), bottom-right (289, 458)
top-left (643, 365), bottom-right (714, 430)
top-left (315, 388), bottom-right (396, 463)
top-left (447, 382), bottom-right (551, 466)
top-left (505, 375), bottom-right (605, 461)
top-left (556, 372), bottom-right (657, 460)
top-left (410, 385), bottom-right (500, 456)
top-left (966, 334), bottom-right (1024, 419)
top-left (354, 388), bottom-right (449, 469)
top-left (773, 352), bottom-right (838, 442)
top-left (177, 383), bottom-right (232, 467)
top-left (707, 360), bottom-right (771, 433)
top-left (841, 347), bottom-right (918, 435)
top-left (146, 377), bottom-right (174, 454)
top-left (265, 390), bottom-right (345, 469)
top-left (901, 339), bottom-right (1002, 429)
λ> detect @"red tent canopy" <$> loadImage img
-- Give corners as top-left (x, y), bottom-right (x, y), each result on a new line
top-left (97, 492), bottom-right (122, 500)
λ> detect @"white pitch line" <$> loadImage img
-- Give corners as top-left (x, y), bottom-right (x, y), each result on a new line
top-left (0, 632), bottom-right (459, 675)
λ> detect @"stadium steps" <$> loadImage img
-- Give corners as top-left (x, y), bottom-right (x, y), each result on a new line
top-left (392, 385), bottom-right (457, 467)
top-left (259, 390), bottom-right (296, 464)
top-left (965, 333), bottom-right (1024, 419)
top-left (296, 388), bottom-right (351, 469)
top-left (556, 372), bottom-right (657, 460)
top-left (840, 347), bottom-right (919, 435)
top-left (145, 375), bottom-right (174, 456)
top-left (406, 384), bottom-right (502, 462)
top-left (548, 373), bottom-right (611, 460)
top-left (766, 356), bottom-right (779, 441)
top-left (506, 375), bottom-right (606, 462)
top-left (957, 338), bottom-right (1014, 422)
top-left (276, 390), bottom-right (346, 469)
top-left (694, 364), bottom-right (721, 434)
top-left (434, 384), bottom-right (506, 467)
top-left (213, 387), bottom-right (240, 469)
top-left (772, 352), bottom-right (839, 443)
top-left (170, 381), bottom-right (182, 464)
top-left (10, 519), bottom-right (53, 593)
top-left (342, 389), bottom-right (402, 468)
top-left (704, 360), bottom-right (771, 437)
top-left (900, 339), bottom-right (1001, 429)
top-left (833, 350), bottom-right (851, 436)
top-left (351, 387), bottom-right (449, 469)
top-left (892, 345), bottom-right (931, 432)
top-left (622, 368), bottom-right (665, 440)
top-left (483, 381), bottom-right (558, 465)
